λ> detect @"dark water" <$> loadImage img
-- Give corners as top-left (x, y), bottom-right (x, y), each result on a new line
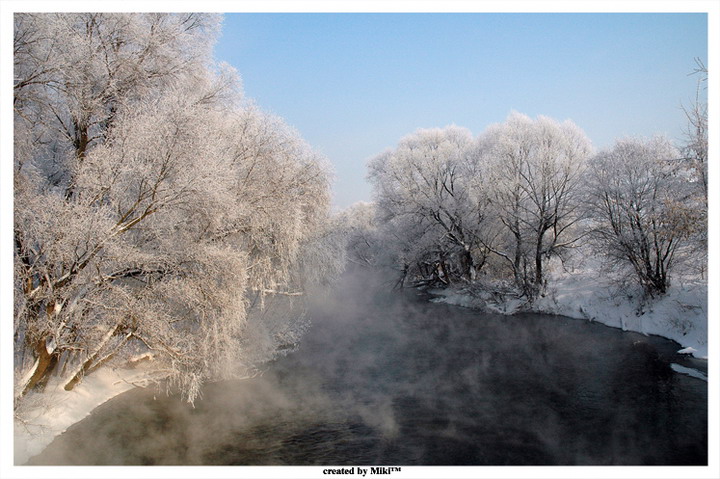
top-left (30, 272), bottom-right (707, 465)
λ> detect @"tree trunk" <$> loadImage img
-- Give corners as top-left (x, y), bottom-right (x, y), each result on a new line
top-left (73, 116), bottom-right (90, 161)
top-left (463, 248), bottom-right (476, 281)
top-left (439, 261), bottom-right (450, 285)
top-left (18, 337), bottom-right (57, 397)
top-left (535, 239), bottom-right (544, 288)
top-left (62, 323), bottom-right (121, 391)
top-left (513, 234), bottom-right (523, 289)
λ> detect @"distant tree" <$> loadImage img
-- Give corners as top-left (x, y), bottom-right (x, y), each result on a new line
top-left (679, 58), bottom-right (708, 279)
top-left (682, 58), bottom-right (708, 206)
top-left (584, 137), bottom-right (694, 296)
top-left (333, 202), bottom-right (380, 269)
top-left (477, 113), bottom-right (592, 297)
top-left (367, 126), bottom-right (489, 285)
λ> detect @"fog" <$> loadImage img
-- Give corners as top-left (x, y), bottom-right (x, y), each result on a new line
top-left (30, 269), bottom-right (707, 465)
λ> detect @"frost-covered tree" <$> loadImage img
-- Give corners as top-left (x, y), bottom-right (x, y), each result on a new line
top-left (366, 116), bottom-right (590, 294)
top-left (13, 13), bottom-right (223, 191)
top-left (678, 58), bottom-right (708, 279)
top-left (585, 137), bottom-right (694, 296)
top-left (477, 113), bottom-right (592, 297)
top-left (14, 13), bottom-right (336, 404)
top-left (332, 202), bottom-right (380, 269)
top-left (367, 126), bottom-right (489, 285)
top-left (682, 58), bottom-right (708, 206)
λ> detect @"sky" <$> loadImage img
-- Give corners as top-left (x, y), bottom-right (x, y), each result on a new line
top-left (213, 12), bottom-right (708, 209)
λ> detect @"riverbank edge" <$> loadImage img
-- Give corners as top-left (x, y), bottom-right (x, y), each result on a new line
top-left (428, 275), bottom-right (708, 360)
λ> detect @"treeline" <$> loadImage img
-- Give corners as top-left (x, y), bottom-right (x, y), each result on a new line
top-left (13, 13), bottom-right (340, 404)
top-left (344, 106), bottom-right (706, 301)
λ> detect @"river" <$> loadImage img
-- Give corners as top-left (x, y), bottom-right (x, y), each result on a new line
top-left (30, 272), bottom-right (707, 465)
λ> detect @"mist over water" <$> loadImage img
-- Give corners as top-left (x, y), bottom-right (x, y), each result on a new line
top-left (30, 270), bottom-right (707, 465)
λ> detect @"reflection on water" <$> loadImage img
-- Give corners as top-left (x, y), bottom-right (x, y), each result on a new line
top-left (30, 272), bottom-right (707, 465)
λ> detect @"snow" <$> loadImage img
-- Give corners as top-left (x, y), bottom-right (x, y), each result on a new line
top-left (433, 257), bottom-right (708, 359)
top-left (670, 363), bottom-right (708, 382)
top-left (13, 365), bottom-right (156, 465)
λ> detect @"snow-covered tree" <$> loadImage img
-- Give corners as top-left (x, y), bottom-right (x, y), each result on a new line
top-left (584, 136), bottom-right (694, 296)
top-left (332, 202), bottom-right (380, 269)
top-left (678, 58), bottom-right (708, 278)
top-left (14, 13), bottom-right (336, 404)
top-left (367, 126), bottom-right (489, 285)
top-left (477, 113), bottom-right (592, 297)
top-left (14, 13), bottom-right (222, 190)
top-left (682, 58), bottom-right (708, 207)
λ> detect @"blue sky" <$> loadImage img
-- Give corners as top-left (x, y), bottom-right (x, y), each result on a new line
top-left (213, 13), bottom-right (708, 209)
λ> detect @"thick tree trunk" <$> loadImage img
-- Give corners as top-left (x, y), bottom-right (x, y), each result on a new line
top-left (18, 337), bottom-right (57, 397)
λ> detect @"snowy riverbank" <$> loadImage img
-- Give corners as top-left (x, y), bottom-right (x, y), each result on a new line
top-left (431, 263), bottom-right (708, 359)
top-left (13, 365), bottom-right (155, 464)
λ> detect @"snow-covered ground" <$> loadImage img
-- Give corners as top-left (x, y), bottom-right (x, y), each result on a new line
top-left (13, 364), bottom-right (156, 465)
top-left (432, 258), bottom-right (708, 359)
top-left (538, 270), bottom-right (707, 359)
